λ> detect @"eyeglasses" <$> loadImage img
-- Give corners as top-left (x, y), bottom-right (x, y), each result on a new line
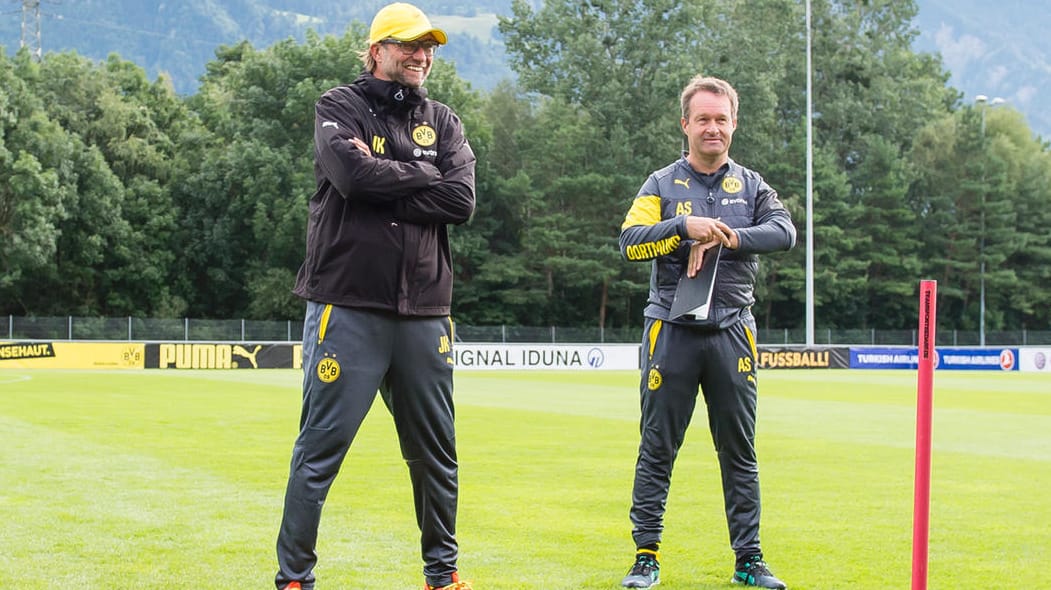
top-left (380, 39), bottom-right (439, 56)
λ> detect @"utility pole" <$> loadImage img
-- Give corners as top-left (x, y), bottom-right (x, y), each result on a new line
top-left (20, 0), bottom-right (42, 61)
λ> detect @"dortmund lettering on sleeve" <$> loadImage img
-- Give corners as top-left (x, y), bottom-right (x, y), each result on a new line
top-left (625, 235), bottom-right (682, 260)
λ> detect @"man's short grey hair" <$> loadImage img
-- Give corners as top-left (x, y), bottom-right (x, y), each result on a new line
top-left (680, 75), bottom-right (739, 120)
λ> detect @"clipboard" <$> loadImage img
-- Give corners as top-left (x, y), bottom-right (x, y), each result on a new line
top-left (668, 243), bottom-right (722, 320)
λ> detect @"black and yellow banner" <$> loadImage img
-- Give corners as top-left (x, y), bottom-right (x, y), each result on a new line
top-left (144, 343), bottom-right (302, 369)
top-left (756, 347), bottom-right (849, 369)
top-left (0, 341), bottom-right (144, 369)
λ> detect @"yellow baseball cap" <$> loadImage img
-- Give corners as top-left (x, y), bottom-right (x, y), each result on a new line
top-left (368, 3), bottom-right (448, 45)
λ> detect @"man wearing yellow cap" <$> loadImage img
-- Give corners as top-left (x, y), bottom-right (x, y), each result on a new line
top-left (274, 3), bottom-right (476, 590)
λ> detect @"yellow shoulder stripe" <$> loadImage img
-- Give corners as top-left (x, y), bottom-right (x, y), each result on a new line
top-left (621, 195), bottom-right (662, 230)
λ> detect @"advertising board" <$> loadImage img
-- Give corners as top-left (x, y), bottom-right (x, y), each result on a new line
top-left (850, 347), bottom-right (1019, 370)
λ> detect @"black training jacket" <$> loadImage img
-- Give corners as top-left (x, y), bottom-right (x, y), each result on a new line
top-left (293, 71), bottom-right (476, 316)
top-left (619, 157), bottom-right (795, 328)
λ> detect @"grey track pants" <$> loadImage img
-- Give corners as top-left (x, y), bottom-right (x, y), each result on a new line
top-left (629, 315), bottom-right (764, 561)
top-left (276, 302), bottom-right (459, 589)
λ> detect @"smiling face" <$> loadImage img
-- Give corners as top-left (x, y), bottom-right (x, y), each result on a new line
top-left (371, 35), bottom-right (437, 88)
top-left (681, 90), bottom-right (737, 173)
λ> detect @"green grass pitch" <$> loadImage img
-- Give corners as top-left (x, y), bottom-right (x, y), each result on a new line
top-left (1, 368), bottom-right (1048, 589)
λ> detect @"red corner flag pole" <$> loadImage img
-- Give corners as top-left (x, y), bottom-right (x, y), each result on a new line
top-left (912, 280), bottom-right (937, 590)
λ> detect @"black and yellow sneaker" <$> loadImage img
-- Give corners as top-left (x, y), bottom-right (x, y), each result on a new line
top-left (732, 555), bottom-right (786, 589)
top-left (621, 550), bottom-right (660, 588)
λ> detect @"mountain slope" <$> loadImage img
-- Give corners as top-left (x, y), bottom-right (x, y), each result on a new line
top-left (1, 1), bottom-right (1046, 138)
top-left (913, 0), bottom-right (1051, 138)
top-left (0, 0), bottom-right (511, 92)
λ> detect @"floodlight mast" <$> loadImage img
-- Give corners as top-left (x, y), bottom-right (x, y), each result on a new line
top-left (805, 0), bottom-right (815, 346)
top-left (973, 94), bottom-right (1006, 347)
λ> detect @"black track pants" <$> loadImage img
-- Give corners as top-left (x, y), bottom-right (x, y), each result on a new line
top-left (276, 302), bottom-right (459, 589)
top-left (629, 316), bottom-right (763, 561)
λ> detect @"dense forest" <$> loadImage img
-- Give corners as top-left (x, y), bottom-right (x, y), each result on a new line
top-left (2, 0), bottom-right (1050, 333)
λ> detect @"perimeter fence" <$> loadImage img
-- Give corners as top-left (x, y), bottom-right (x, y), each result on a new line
top-left (5, 316), bottom-right (1051, 346)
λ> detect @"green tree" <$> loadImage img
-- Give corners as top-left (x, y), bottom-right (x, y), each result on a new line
top-left (501, 0), bottom-right (698, 178)
top-left (1, 50), bottom-right (150, 315)
top-left (0, 148), bottom-right (64, 309)
top-left (1002, 119), bottom-right (1051, 329)
top-left (909, 113), bottom-right (975, 325)
top-left (177, 31), bottom-right (355, 318)
top-left (0, 53), bottom-right (66, 313)
top-left (500, 0), bottom-right (811, 329)
top-left (688, 0), bottom-right (811, 331)
top-left (7, 49), bottom-right (199, 316)
top-left (499, 0), bottom-right (706, 328)
top-left (803, 0), bottom-right (956, 329)
top-left (907, 103), bottom-right (1051, 334)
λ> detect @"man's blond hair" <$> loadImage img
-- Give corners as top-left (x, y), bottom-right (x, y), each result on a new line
top-left (359, 46), bottom-right (376, 72)
top-left (681, 75), bottom-right (739, 120)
